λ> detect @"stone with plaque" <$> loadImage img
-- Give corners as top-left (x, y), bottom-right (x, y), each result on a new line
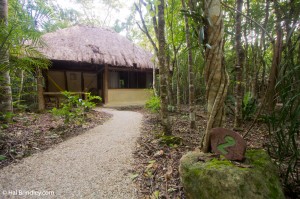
top-left (210, 127), bottom-right (246, 161)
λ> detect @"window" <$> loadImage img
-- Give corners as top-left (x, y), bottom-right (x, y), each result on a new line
top-left (109, 71), bottom-right (151, 89)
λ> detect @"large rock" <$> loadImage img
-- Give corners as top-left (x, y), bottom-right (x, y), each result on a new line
top-left (179, 149), bottom-right (285, 199)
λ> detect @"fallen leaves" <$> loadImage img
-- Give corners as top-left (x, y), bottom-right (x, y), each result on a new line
top-left (133, 105), bottom-right (272, 198)
top-left (0, 110), bottom-right (112, 169)
top-left (153, 150), bottom-right (164, 158)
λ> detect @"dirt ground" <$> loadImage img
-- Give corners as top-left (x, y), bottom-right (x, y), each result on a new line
top-left (0, 106), bottom-right (298, 198)
top-left (0, 108), bottom-right (142, 199)
top-left (0, 109), bottom-right (112, 169)
top-left (132, 106), bottom-right (299, 199)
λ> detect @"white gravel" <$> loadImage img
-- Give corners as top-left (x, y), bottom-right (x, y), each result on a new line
top-left (0, 108), bottom-right (142, 199)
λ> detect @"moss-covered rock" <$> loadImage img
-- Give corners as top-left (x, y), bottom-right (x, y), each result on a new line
top-left (179, 149), bottom-right (284, 199)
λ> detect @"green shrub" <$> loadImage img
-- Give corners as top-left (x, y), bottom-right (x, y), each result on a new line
top-left (0, 112), bottom-right (14, 123)
top-left (50, 91), bottom-right (101, 124)
top-left (242, 92), bottom-right (257, 120)
top-left (159, 135), bottom-right (182, 147)
top-left (265, 58), bottom-right (300, 196)
top-left (145, 95), bottom-right (161, 113)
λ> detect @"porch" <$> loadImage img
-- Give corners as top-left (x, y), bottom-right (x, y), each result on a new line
top-left (44, 60), bottom-right (153, 107)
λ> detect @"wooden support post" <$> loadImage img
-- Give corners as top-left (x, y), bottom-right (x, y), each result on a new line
top-left (137, 72), bottom-right (139, 88)
top-left (127, 71), bottom-right (129, 88)
top-left (44, 70), bottom-right (49, 92)
top-left (81, 72), bottom-right (85, 99)
top-left (37, 68), bottom-right (45, 111)
top-left (64, 71), bottom-right (68, 91)
top-left (103, 64), bottom-right (109, 104)
top-left (96, 66), bottom-right (100, 97)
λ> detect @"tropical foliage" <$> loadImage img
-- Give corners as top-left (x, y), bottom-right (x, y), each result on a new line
top-left (0, 0), bottom-right (299, 195)
top-left (50, 91), bottom-right (102, 124)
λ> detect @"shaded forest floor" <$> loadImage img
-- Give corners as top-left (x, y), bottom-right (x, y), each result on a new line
top-left (0, 106), bottom-right (298, 198)
top-left (0, 110), bottom-right (112, 169)
top-left (132, 106), bottom-right (299, 199)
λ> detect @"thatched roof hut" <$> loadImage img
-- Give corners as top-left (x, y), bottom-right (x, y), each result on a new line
top-left (39, 25), bottom-right (154, 69)
top-left (40, 25), bottom-right (154, 107)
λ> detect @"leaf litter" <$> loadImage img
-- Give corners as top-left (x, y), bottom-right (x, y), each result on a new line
top-left (132, 105), bottom-right (298, 198)
top-left (0, 110), bottom-right (112, 169)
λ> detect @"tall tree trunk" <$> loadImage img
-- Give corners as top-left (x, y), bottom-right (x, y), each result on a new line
top-left (166, 54), bottom-right (174, 106)
top-left (266, 5), bottom-right (283, 112)
top-left (172, 51), bottom-right (180, 111)
top-left (234, 0), bottom-right (244, 129)
top-left (0, 70), bottom-right (12, 114)
top-left (167, 70), bottom-right (174, 106)
top-left (251, 47), bottom-right (257, 99)
top-left (176, 62), bottom-right (181, 111)
top-left (260, 0), bottom-right (270, 94)
top-left (17, 70), bottom-right (24, 107)
top-left (243, 0), bottom-right (250, 92)
top-left (0, 0), bottom-right (13, 118)
top-left (37, 68), bottom-right (45, 111)
top-left (135, 0), bottom-right (170, 134)
top-left (153, 62), bottom-right (157, 96)
top-left (182, 0), bottom-right (196, 130)
top-left (157, 0), bottom-right (171, 135)
top-left (201, 0), bottom-right (229, 152)
top-left (298, 41), bottom-right (300, 88)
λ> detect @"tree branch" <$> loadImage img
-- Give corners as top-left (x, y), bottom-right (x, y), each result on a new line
top-left (136, 22), bottom-right (146, 34)
top-left (148, 1), bottom-right (159, 39)
top-left (134, 2), bottom-right (158, 53)
top-left (221, 2), bottom-right (275, 44)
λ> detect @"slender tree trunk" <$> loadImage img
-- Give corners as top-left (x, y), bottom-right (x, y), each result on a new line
top-left (176, 63), bottom-right (181, 111)
top-left (243, 0), bottom-right (250, 92)
top-left (0, 70), bottom-right (12, 114)
top-left (266, 6), bottom-right (283, 112)
top-left (172, 52), bottom-right (180, 111)
top-left (266, 30), bottom-right (282, 111)
top-left (260, 0), bottom-right (270, 94)
top-left (201, 0), bottom-right (229, 152)
top-left (167, 70), bottom-right (174, 106)
top-left (37, 68), bottom-right (45, 111)
top-left (254, 69), bottom-right (259, 98)
top-left (252, 51), bottom-right (259, 101)
top-left (153, 62), bottom-right (157, 96)
top-left (251, 39), bottom-right (259, 100)
top-left (166, 54), bottom-right (174, 106)
top-left (234, 0), bottom-right (244, 129)
top-left (298, 41), bottom-right (300, 88)
top-left (0, 0), bottom-right (13, 118)
top-left (135, 1), bottom-right (170, 134)
top-left (17, 70), bottom-right (24, 107)
top-left (157, 0), bottom-right (171, 135)
top-left (182, 0), bottom-right (196, 130)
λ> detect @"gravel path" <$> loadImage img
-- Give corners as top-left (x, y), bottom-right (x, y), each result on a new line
top-left (0, 108), bottom-right (142, 199)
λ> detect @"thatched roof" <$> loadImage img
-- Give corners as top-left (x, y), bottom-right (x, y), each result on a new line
top-left (39, 25), bottom-right (154, 69)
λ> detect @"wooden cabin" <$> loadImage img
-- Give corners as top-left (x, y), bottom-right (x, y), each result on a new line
top-left (39, 25), bottom-right (154, 107)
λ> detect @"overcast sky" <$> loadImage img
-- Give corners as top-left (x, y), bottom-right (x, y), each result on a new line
top-left (55, 0), bottom-right (135, 27)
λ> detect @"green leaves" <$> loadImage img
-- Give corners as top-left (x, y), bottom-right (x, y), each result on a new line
top-left (0, 155), bottom-right (6, 161)
top-left (145, 95), bottom-right (161, 113)
top-left (0, 0), bottom-right (50, 72)
top-left (151, 190), bottom-right (160, 199)
top-left (145, 90), bottom-right (160, 113)
top-left (158, 134), bottom-right (182, 147)
top-left (146, 3), bottom-right (156, 17)
top-left (129, 173), bottom-right (139, 180)
top-left (50, 91), bottom-right (102, 124)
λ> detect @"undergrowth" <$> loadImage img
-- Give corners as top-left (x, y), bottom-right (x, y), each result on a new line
top-left (50, 91), bottom-right (101, 124)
